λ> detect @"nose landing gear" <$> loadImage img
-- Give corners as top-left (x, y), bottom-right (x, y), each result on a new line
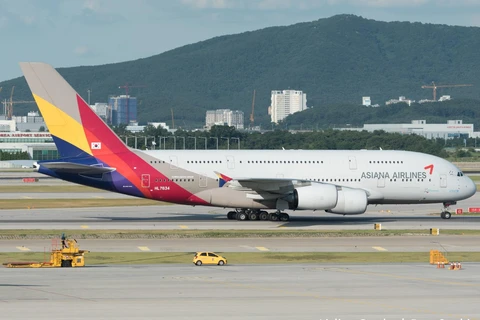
top-left (440, 202), bottom-right (456, 219)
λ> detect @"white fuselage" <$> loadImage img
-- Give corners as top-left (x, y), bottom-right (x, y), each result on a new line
top-left (140, 149), bottom-right (476, 205)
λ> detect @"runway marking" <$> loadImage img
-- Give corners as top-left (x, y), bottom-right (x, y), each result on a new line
top-left (372, 246), bottom-right (388, 251)
top-left (239, 245), bottom-right (256, 250)
top-left (80, 225), bottom-right (89, 229)
top-left (255, 246), bottom-right (270, 251)
top-left (16, 246), bottom-right (30, 251)
top-left (179, 225), bottom-right (189, 229)
top-left (138, 246), bottom-right (151, 251)
top-left (22, 196), bottom-right (33, 199)
top-left (93, 196), bottom-right (105, 199)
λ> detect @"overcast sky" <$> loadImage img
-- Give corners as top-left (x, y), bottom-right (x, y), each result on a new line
top-left (1, 0), bottom-right (480, 81)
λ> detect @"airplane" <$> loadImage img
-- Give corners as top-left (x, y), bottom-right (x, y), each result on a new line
top-left (20, 62), bottom-right (476, 222)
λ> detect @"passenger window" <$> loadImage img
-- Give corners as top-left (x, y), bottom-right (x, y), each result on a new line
top-left (200, 253), bottom-right (207, 257)
top-left (208, 253), bottom-right (218, 257)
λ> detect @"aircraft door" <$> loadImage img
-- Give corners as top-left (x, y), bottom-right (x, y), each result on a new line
top-left (377, 178), bottom-right (385, 188)
top-left (226, 156), bottom-right (235, 169)
top-left (199, 174), bottom-right (207, 188)
top-left (169, 156), bottom-right (178, 169)
top-left (440, 174), bottom-right (447, 188)
top-left (141, 174), bottom-right (150, 188)
top-left (348, 156), bottom-right (357, 170)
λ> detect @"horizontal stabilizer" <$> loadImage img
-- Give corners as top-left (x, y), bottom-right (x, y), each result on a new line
top-left (40, 162), bottom-right (116, 175)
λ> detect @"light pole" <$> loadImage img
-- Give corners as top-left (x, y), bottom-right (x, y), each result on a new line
top-left (87, 89), bottom-right (91, 105)
top-left (177, 136), bottom-right (185, 150)
top-left (221, 137), bottom-right (230, 150)
top-left (231, 137), bottom-right (240, 149)
top-left (188, 136), bottom-right (197, 150)
top-left (145, 136), bottom-right (155, 150)
top-left (210, 137), bottom-right (218, 150)
top-left (198, 137), bottom-right (207, 149)
top-left (166, 136), bottom-right (176, 149)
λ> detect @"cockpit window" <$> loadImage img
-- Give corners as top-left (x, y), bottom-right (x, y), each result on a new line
top-left (457, 172), bottom-right (464, 177)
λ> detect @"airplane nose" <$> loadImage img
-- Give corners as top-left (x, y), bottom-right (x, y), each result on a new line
top-left (466, 177), bottom-right (477, 198)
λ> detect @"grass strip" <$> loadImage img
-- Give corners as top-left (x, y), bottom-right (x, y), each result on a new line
top-left (0, 198), bottom-right (166, 209)
top-left (2, 229), bottom-right (480, 239)
top-left (2, 251), bottom-right (480, 265)
top-left (0, 185), bottom-right (107, 193)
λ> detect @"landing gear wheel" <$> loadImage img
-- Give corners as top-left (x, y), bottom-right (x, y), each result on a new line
top-left (441, 202), bottom-right (455, 220)
top-left (227, 211), bottom-right (236, 220)
top-left (236, 212), bottom-right (248, 221)
top-left (248, 211), bottom-right (259, 221)
top-left (259, 211), bottom-right (269, 221)
top-left (269, 213), bottom-right (279, 221)
top-left (279, 213), bottom-right (290, 222)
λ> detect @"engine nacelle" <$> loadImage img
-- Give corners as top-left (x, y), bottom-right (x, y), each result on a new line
top-left (326, 187), bottom-right (368, 215)
top-left (291, 184), bottom-right (338, 210)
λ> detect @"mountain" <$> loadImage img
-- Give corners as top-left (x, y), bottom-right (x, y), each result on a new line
top-left (1, 14), bottom-right (480, 128)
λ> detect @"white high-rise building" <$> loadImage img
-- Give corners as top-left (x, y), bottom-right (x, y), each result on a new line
top-left (206, 109), bottom-right (244, 129)
top-left (269, 90), bottom-right (307, 123)
top-left (362, 96), bottom-right (371, 106)
top-left (90, 103), bottom-right (108, 121)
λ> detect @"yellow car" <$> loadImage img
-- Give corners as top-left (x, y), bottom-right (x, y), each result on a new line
top-left (193, 252), bottom-right (227, 266)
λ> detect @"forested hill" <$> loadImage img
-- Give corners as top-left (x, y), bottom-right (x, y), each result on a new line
top-left (2, 14), bottom-right (480, 127)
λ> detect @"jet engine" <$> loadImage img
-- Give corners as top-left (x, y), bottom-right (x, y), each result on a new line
top-left (326, 187), bottom-right (368, 215)
top-left (290, 184), bottom-right (338, 210)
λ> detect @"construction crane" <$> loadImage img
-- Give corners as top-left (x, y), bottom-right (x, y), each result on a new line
top-left (2, 100), bottom-right (37, 120)
top-left (118, 83), bottom-right (146, 123)
top-left (1, 86), bottom-right (36, 119)
top-left (421, 82), bottom-right (473, 101)
top-left (249, 89), bottom-right (256, 129)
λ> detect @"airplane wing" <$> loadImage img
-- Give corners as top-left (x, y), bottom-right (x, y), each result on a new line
top-left (39, 162), bottom-right (116, 175)
top-left (215, 171), bottom-right (323, 199)
top-left (229, 178), bottom-right (314, 200)
top-left (214, 171), bottom-right (374, 202)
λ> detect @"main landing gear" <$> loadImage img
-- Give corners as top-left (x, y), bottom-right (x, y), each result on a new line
top-left (227, 209), bottom-right (290, 222)
top-left (440, 202), bottom-right (456, 219)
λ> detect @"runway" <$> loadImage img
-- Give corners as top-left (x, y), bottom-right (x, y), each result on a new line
top-left (2, 202), bottom-right (480, 230)
top-left (1, 263), bottom-right (478, 319)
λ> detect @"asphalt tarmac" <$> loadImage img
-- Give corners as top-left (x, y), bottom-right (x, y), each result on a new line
top-left (1, 263), bottom-right (478, 319)
top-left (1, 202), bottom-right (480, 230)
top-left (1, 176), bottom-right (479, 319)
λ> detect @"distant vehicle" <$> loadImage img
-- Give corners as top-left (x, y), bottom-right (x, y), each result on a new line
top-left (193, 252), bottom-right (227, 266)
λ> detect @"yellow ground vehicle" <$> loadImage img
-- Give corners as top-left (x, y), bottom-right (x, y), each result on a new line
top-left (193, 252), bottom-right (227, 266)
top-left (3, 238), bottom-right (89, 268)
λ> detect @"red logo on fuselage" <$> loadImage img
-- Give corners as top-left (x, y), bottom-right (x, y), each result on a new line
top-left (424, 164), bottom-right (434, 175)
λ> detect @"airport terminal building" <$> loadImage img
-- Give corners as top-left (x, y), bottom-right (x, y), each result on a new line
top-left (340, 120), bottom-right (478, 139)
top-left (0, 131), bottom-right (58, 161)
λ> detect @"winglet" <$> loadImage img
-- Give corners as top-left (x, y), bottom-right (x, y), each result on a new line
top-left (214, 171), bottom-right (233, 187)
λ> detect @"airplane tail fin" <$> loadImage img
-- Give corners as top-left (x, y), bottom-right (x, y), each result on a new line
top-left (20, 62), bottom-right (128, 159)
